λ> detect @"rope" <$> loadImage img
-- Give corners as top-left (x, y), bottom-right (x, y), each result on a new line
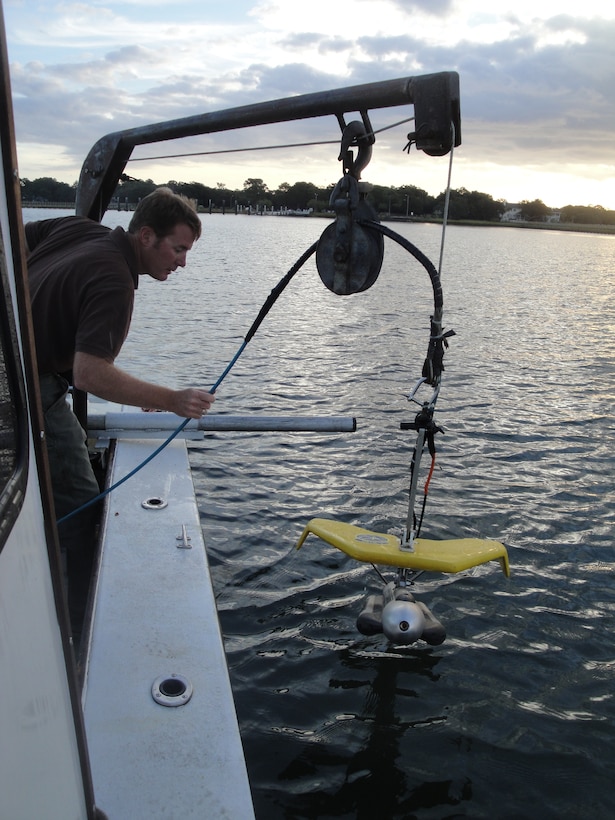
top-left (437, 122), bottom-right (455, 277)
top-left (127, 117), bottom-right (415, 164)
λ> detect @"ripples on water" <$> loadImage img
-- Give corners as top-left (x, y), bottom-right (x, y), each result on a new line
top-left (25, 209), bottom-right (615, 817)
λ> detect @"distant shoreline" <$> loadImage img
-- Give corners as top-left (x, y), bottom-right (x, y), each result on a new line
top-left (20, 202), bottom-right (615, 236)
top-left (382, 215), bottom-right (615, 235)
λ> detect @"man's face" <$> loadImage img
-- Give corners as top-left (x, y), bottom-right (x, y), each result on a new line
top-left (141, 223), bottom-right (196, 281)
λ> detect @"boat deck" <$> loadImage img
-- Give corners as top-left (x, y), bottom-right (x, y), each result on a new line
top-left (81, 429), bottom-right (254, 818)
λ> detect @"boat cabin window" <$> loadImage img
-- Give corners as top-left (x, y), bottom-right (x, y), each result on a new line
top-left (0, 231), bottom-right (27, 553)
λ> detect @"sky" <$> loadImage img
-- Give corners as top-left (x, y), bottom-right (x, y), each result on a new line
top-left (3, 0), bottom-right (615, 209)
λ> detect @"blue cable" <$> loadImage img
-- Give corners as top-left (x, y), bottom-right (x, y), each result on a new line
top-left (56, 240), bottom-right (318, 526)
top-left (56, 341), bottom-right (247, 526)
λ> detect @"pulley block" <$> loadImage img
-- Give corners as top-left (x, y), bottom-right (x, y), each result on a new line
top-left (316, 176), bottom-right (384, 295)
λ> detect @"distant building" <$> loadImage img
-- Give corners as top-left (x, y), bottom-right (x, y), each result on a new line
top-left (501, 204), bottom-right (523, 221)
top-left (500, 203), bottom-right (561, 223)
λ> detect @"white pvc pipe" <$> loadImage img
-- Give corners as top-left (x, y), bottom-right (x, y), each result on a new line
top-left (88, 412), bottom-right (357, 434)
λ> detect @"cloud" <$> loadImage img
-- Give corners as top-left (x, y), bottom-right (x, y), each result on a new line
top-left (389, 0), bottom-right (455, 14)
top-left (5, 1), bottom-right (615, 206)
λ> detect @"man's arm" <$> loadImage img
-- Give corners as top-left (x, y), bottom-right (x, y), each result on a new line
top-left (72, 351), bottom-right (215, 419)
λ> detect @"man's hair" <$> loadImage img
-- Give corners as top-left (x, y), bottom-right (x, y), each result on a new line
top-left (128, 187), bottom-right (202, 240)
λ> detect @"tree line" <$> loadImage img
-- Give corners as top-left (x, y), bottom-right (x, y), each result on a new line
top-left (19, 175), bottom-right (615, 226)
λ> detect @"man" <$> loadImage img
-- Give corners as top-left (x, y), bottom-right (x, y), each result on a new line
top-left (26, 187), bottom-right (215, 641)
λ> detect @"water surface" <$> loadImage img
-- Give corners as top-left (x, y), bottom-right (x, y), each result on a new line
top-left (24, 209), bottom-right (615, 818)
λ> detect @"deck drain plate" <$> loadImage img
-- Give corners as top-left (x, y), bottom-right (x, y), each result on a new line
top-left (152, 674), bottom-right (193, 707)
top-left (142, 496), bottom-right (168, 510)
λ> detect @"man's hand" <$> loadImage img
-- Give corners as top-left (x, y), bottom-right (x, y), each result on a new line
top-left (73, 352), bottom-right (216, 419)
top-left (169, 388), bottom-right (215, 419)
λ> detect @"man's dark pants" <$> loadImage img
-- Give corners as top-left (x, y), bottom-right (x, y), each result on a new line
top-left (39, 373), bottom-right (100, 644)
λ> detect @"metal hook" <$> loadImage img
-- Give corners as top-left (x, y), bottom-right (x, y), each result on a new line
top-left (337, 117), bottom-right (374, 180)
